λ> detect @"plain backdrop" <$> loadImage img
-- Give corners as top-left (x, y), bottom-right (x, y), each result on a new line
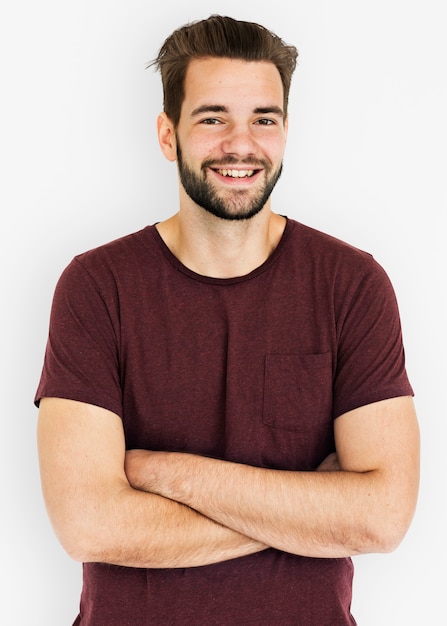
top-left (2, 1), bottom-right (446, 624)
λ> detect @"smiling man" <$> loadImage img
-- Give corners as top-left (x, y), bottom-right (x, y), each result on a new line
top-left (172, 58), bottom-right (286, 222)
top-left (35, 15), bottom-right (419, 626)
top-left (155, 55), bottom-right (289, 277)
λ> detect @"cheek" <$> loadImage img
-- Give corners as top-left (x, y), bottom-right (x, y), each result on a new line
top-left (269, 137), bottom-right (287, 164)
top-left (188, 139), bottom-right (221, 165)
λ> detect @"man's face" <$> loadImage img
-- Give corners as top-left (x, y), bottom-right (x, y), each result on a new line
top-left (174, 57), bottom-right (288, 221)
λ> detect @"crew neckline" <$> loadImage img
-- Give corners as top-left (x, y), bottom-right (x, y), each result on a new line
top-left (149, 217), bottom-right (293, 285)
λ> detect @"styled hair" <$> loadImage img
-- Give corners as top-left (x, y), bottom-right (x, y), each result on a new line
top-left (149, 15), bottom-right (298, 127)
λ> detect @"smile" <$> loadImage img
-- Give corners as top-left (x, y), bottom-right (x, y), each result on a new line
top-left (215, 169), bottom-right (256, 178)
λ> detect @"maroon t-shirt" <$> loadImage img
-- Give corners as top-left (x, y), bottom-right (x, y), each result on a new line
top-left (36, 218), bottom-right (413, 625)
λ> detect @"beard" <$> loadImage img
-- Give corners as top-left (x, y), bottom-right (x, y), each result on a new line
top-left (176, 141), bottom-right (283, 221)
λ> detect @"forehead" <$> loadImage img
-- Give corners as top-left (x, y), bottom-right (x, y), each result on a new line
top-left (182, 57), bottom-right (284, 112)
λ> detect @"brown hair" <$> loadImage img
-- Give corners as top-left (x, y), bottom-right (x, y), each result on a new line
top-left (149, 15), bottom-right (298, 127)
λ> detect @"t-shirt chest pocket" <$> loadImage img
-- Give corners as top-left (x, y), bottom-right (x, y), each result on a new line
top-left (262, 353), bottom-right (333, 431)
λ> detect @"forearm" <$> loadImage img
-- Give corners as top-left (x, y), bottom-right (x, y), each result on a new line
top-left (127, 451), bottom-right (407, 559)
top-left (37, 399), bottom-right (266, 570)
top-left (182, 458), bottom-right (383, 557)
top-left (65, 483), bottom-right (267, 568)
top-left (127, 398), bottom-right (420, 559)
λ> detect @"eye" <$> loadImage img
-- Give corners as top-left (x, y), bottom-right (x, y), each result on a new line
top-left (200, 118), bottom-right (222, 125)
top-left (255, 118), bottom-right (276, 126)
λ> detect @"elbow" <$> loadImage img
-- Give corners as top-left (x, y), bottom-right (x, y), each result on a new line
top-left (49, 506), bottom-right (120, 564)
top-left (358, 503), bottom-right (417, 555)
top-left (51, 485), bottom-right (139, 564)
top-left (54, 523), bottom-right (106, 563)
top-left (356, 466), bottom-right (419, 555)
top-left (62, 531), bottom-right (125, 565)
top-left (65, 535), bottom-right (101, 564)
top-left (64, 544), bottom-right (90, 564)
top-left (44, 484), bottom-right (133, 564)
top-left (376, 484), bottom-right (419, 553)
top-left (376, 514), bottom-right (415, 554)
top-left (371, 528), bottom-right (406, 555)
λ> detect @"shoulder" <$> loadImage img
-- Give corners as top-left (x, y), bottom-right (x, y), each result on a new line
top-left (74, 225), bottom-right (157, 270)
top-left (53, 225), bottom-right (160, 300)
top-left (287, 218), bottom-right (371, 260)
top-left (285, 218), bottom-right (387, 280)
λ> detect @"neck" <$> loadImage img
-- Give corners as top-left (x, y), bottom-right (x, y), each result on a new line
top-left (156, 205), bottom-right (286, 279)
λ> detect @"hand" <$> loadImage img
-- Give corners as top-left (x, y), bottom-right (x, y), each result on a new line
top-left (125, 449), bottom-right (199, 502)
top-left (316, 452), bottom-right (341, 472)
top-left (125, 449), bottom-right (160, 492)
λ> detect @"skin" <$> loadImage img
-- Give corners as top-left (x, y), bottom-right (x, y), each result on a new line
top-left (155, 57), bottom-right (289, 278)
top-left (125, 397), bottom-right (419, 558)
top-left (37, 58), bottom-right (420, 568)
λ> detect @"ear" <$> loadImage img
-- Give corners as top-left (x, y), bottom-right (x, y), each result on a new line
top-left (157, 112), bottom-right (177, 162)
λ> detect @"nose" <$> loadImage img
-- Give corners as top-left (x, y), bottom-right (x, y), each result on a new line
top-left (221, 124), bottom-right (257, 158)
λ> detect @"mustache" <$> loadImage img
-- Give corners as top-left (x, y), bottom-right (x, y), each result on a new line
top-left (202, 156), bottom-right (269, 169)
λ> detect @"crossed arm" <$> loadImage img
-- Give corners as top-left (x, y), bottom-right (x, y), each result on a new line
top-left (37, 395), bottom-right (419, 568)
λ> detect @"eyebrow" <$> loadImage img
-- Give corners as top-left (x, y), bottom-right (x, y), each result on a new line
top-left (190, 105), bottom-right (284, 118)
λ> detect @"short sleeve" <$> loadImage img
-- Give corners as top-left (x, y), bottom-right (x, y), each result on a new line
top-left (332, 256), bottom-right (413, 418)
top-left (35, 257), bottom-right (123, 417)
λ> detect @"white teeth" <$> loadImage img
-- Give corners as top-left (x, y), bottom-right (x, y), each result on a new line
top-left (217, 169), bottom-right (255, 178)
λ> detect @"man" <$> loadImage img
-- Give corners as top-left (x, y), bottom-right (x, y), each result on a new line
top-left (36, 15), bottom-right (420, 625)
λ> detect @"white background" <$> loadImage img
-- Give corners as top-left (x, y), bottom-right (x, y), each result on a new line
top-left (1, 1), bottom-right (446, 624)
